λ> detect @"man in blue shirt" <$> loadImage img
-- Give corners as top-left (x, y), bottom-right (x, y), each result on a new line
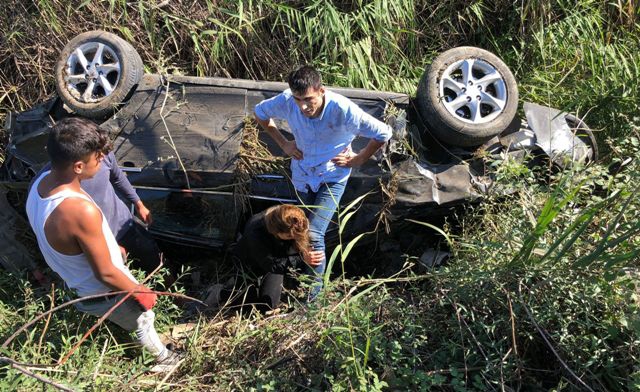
top-left (254, 65), bottom-right (392, 296)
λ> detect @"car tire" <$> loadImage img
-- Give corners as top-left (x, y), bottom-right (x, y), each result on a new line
top-left (54, 30), bottom-right (143, 120)
top-left (565, 113), bottom-right (599, 163)
top-left (416, 46), bottom-right (519, 147)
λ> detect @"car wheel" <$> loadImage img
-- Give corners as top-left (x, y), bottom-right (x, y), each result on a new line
top-left (54, 30), bottom-right (143, 119)
top-left (416, 46), bottom-right (519, 147)
top-left (565, 113), bottom-right (599, 163)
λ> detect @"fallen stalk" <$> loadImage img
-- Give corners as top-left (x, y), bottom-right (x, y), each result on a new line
top-left (13, 261), bottom-right (168, 360)
top-left (517, 282), bottom-right (595, 392)
top-left (4, 261), bottom-right (173, 350)
top-left (37, 283), bottom-right (55, 356)
top-left (0, 357), bottom-right (74, 392)
top-left (159, 75), bottom-right (190, 189)
top-left (3, 291), bottom-right (203, 351)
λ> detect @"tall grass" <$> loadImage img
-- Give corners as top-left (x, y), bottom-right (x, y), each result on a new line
top-left (2, 129), bottom-right (640, 388)
top-left (1, 1), bottom-right (638, 141)
top-left (517, 2), bottom-right (640, 140)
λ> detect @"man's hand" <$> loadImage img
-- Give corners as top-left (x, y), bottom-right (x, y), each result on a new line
top-left (254, 114), bottom-right (303, 160)
top-left (132, 284), bottom-right (157, 311)
top-left (282, 140), bottom-right (303, 160)
top-left (135, 200), bottom-right (153, 225)
top-left (331, 147), bottom-right (366, 167)
top-left (303, 250), bottom-right (324, 267)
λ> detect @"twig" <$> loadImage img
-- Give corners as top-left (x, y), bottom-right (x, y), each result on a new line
top-left (454, 299), bottom-right (469, 385)
top-left (517, 282), bottom-right (595, 392)
top-left (93, 339), bottom-right (108, 381)
top-left (153, 0), bottom-right (170, 9)
top-left (501, 286), bottom-right (523, 389)
top-left (159, 76), bottom-right (190, 189)
top-left (329, 285), bottom-right (358, 313)
top-left (424, 366), bottom-right (483, 376)
top-left (137, 379), bottom-right (184, 387)
top-left (288, 344), bottom-right (315, 373)
top-left (2, 291), bottom-right (125, 350)
top-left (0, 357), bottom-right (74, 392)
top-left (37, 282), bottom-right (55, 356)
top-left (3, 258), bottom-right (159, 351)
top-left (284, 333), bottom-right (307, 350)
top-left (2, 290), bottom-right (201, 350)
top-left (3, 287), bottom-right (203, 351)
top-left (25, 366), bottom-right (114, 378)
top-left (240, 154), bottom-right (285, 163)
top-left (59, 261), bottom-right (166, 365)
top-left (154, 357), bottom-right (186, 392)
top-left (350, 272), bottom-right (434, 286)
top-left (263, 356), bottom-right (294, 371)
top-left (23, 366), bottom-right (189, 388)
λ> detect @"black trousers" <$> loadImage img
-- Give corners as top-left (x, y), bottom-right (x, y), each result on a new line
top-left (117, 221), bottom-right (162, 274)
top-left (254, 272), bottom-right (284, 310)
top-left (221, 272), bottom-right (285, 313)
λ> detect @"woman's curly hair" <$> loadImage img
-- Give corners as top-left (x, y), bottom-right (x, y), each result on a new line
top-left (264, 204), bottom-right (310, 255)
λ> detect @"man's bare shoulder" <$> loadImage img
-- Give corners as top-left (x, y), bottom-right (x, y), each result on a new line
top-left (54, 197), bottom-right (102, 228)
top-left (43, 195), bottom-right (102, 255)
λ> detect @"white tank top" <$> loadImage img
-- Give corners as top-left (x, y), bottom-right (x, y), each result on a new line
top-left (26, 171), bottom-right (138, 296)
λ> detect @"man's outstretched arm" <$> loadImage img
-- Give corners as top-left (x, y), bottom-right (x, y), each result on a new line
top-left (107, 152), bottom-right (153, 224)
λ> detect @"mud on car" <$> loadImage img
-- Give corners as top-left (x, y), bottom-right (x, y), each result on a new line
top-left (0, 31), bottom-right (598, 250)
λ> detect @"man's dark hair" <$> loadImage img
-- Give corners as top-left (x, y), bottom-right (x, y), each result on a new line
top-left (287, 65), bottom-right (322, 94)
top-left (47, 117), bottom-right (112, 169)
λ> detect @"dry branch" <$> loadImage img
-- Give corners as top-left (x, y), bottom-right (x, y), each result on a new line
top-left (517, 282), bottom-right (596, 392)
top-left (0, 357), bottom-right (74, 392)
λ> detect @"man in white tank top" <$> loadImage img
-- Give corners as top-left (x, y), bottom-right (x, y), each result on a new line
top-left (25, 117), bottom-right (181, 373)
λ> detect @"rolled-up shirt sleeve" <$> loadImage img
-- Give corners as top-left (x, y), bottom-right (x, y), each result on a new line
top-left (345, 102), bottom-right (392, 142)
top-left (255, 91), bottom-right (290, 121)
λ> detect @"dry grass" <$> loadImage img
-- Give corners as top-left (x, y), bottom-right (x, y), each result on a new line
top-left (233, 117), bottom-right (288, 213)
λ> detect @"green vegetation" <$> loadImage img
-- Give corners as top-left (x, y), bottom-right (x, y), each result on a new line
top-left (1, 0), bottom-right (639, 390)
top-left (1, 1), bottom-right (638, 137)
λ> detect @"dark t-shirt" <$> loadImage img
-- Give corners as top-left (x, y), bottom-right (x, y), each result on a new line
top-left (235, 211), bottom-right (304, 275)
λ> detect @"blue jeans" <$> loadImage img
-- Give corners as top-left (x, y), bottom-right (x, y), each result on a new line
top-left (297, 181), bottom-right (347, 297)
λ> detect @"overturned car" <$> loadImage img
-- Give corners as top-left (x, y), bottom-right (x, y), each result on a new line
top-left (0, 31), bottom-right (598, 249)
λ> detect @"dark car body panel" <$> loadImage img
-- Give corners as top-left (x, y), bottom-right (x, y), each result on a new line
top-left (0, 74), bottom-right (591, 248)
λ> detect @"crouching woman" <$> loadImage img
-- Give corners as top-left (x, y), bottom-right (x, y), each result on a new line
top-left (234, 204), bottom-right (323, 310)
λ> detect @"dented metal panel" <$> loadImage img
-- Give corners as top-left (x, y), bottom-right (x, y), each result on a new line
top-left (524, 102), bottom-right (592, 164)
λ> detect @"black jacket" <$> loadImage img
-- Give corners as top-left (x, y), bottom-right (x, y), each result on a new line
top-left (235, 211), bottom-right (304, 275)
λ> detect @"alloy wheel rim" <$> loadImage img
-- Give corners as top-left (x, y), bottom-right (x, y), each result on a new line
top-left (64, 42), bottom-right (121, 103)
top-left (439, 58), bottom-right (508, 124)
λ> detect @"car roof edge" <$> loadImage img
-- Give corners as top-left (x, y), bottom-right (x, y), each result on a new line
top-left (140, 74), bottom-right (409, 104)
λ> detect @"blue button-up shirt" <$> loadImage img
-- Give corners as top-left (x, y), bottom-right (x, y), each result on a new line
top-left (255, 89), bottom-right (392, 192)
